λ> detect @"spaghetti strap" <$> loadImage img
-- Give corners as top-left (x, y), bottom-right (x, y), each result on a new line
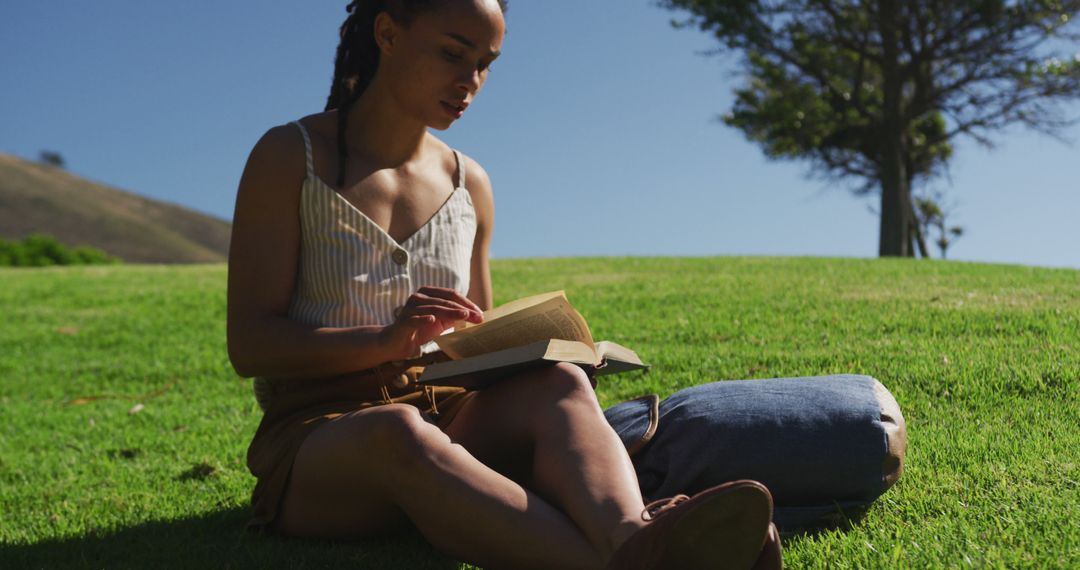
top-left (453, 150), bottom-right (467, 190)
top-left (291, 121), bottom-right (315, 180)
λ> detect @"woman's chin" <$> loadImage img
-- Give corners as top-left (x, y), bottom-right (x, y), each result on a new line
top-left (428, 119), bottom-right (456, 132)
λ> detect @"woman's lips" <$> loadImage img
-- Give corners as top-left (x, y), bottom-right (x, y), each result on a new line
top-left (441, 101), bottom-right (465, 119)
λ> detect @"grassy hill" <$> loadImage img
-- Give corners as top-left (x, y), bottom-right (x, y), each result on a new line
top-left (0, 153), bottom-right (230, 263)
top-left (0, 257), bottom-right (1077, 568)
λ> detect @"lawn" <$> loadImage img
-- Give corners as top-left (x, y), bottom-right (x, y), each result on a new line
top-left (1, 257), bottom-right (1077, 568)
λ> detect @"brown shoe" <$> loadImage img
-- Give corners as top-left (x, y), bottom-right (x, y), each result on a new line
top-left (751, 523), bottom-right (783, 570)
top-left (606, 480), bottom-right (775, 570)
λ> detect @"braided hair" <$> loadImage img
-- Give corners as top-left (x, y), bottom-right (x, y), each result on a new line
top-left (325, 0), bottom-right (508, 187)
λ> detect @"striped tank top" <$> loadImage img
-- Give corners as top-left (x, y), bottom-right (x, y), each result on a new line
top-left (252, 121), bottom-right (477, 410)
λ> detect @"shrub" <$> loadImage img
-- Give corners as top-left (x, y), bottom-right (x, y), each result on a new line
top-left (0, 239), bottom-right (18, 266)
top-left (39, 150), bottom-right (65, 168)
top-left (71, 245), bottom-right (121, 265)
top-left (0, 234), bottom-right (120, 267)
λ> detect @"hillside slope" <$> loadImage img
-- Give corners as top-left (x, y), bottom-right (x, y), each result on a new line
top-left (0, 153), bottom-right (230, 263)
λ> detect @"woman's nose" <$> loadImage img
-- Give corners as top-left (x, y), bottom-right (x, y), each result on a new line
top-left (457, 68), bottom-right (482, 92)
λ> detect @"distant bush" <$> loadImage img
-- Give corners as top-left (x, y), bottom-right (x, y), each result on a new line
top-left (39, 150), bottom-right (65, 168)
top-left (0, 234), bottom-right (120, 267)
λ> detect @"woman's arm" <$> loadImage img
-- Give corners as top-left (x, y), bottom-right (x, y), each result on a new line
top-left (227, 125), bottom-right (384, 379)
top-left (226, 126), bottom-right (480, 379)
top-left (463, 155), bottom-right (495, 311)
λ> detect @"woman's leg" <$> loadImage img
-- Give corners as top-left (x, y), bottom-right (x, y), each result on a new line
top-left (442, 363), bottom-right (649, 559)
top-left (275, 403), bottom-right (604, 570)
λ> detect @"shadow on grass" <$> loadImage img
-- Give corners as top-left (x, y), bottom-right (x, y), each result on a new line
top-left (776, 504), bottom-right (871, 540)
top-left (2, 503), bottom-right (874, 568)
top-left (1, 507), bottom-right (460, 570)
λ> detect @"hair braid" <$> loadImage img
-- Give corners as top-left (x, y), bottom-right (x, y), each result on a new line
top-left (327, 1), bottom-right (385, 187)
top-left (325, 0), bottom-right (509, 187)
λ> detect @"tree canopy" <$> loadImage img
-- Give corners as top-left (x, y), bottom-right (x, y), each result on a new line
top-left (661, 0), bottom-right (1080, 256)
top-left (39, 150), bottom-right (65, 168)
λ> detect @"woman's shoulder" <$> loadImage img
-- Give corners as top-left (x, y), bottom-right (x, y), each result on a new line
top-left (425, 134), bottom-right (493, 204)
top-left (236, 120), bottom-right (314, 207)
top-left (247, 112), bottom-right (338, 176)
top-left (251, 113), bottom-right (332, 161)
top-left (293, 111), bottom-right (339, 149)
top-left (250, 117), bottom-right (312, 160)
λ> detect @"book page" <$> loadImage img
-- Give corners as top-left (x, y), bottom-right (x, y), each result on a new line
top-left (435, 294), bottom-right (594, 359)
top-left (455, 290), bottom-right (566, 330)
top-left (419, 339), bottom-right (597, 385)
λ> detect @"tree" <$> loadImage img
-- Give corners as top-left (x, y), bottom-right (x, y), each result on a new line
top-left (660, 0), bottom-right (1080, 256)
top-left (914, 195), bottom-right (964, 258)
top-left (39, 150), bottom-right (65, 168)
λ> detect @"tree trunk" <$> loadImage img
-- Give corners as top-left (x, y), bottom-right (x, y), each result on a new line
top-left (905, 188), bottom-right (930, 258)
top-left (911, 218), bottom-right (930, 258)
top-left (877, 0), bottom-right (909, 257)
top-left (878, 148), bottom-right (910, 257)
top-left (905, 162), bottom-right (929, 258)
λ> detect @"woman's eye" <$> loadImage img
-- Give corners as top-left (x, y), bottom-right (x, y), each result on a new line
top-left (442, 50), bottom-right (464, 61)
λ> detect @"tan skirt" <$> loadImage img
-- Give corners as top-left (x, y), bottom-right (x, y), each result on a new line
top-left (245, 366), bottom-right (476, 531)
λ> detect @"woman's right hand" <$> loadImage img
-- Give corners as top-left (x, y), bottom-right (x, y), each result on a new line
top-left (383, 286), bottom-right (485, 360)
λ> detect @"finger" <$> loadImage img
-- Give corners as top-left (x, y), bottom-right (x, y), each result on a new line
top-left (414, 287), bottom-right (484, 320)
top-left (409, 304), bottom-right (473, 324)
top-left (399, 314), bottom-right (439, 352)
top-left (415, 286), bottom-right (484, 314)
top-left (400, 296), bottom-right (460, 321)
top-left (405, 292), bottom-right (466, 311)
top-left (464, 307), bottom-right (484, 323)
top-left (405, 293), bottom-right (482, 322)
top-left (401, 314), bottom-right (437, 331)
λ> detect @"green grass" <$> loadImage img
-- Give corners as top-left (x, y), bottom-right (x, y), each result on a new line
top-left (1, 257), bottom-right (1077, 568)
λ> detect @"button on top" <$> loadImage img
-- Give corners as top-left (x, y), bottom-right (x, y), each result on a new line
top-left (391, 249), bottom-right (408, 266)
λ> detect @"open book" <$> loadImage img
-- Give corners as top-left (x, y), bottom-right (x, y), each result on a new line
top-left (416, 291), bottom-right (648, 389)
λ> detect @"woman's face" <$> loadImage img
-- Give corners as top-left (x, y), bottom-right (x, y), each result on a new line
top-left (377, 0), bottom-right (505, 130)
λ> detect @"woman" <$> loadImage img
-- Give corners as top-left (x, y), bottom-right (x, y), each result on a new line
top-left (227, 1), bottom-right (781, 568)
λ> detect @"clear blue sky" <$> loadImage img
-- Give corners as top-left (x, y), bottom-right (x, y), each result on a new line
top-left (2, 1), bottom-right (1078, 268)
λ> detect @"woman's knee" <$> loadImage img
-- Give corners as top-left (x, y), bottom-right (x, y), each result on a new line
top-left (302, 404), bottom-right (426, 462)
top-left (357, 404), bottom-right (439, 453)
top-left (355, 404), bottom-right (465, 478)
top-left (542, 362), bottom-right (598, 401)
top-left (503, 363), bottom-right (599, 414)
